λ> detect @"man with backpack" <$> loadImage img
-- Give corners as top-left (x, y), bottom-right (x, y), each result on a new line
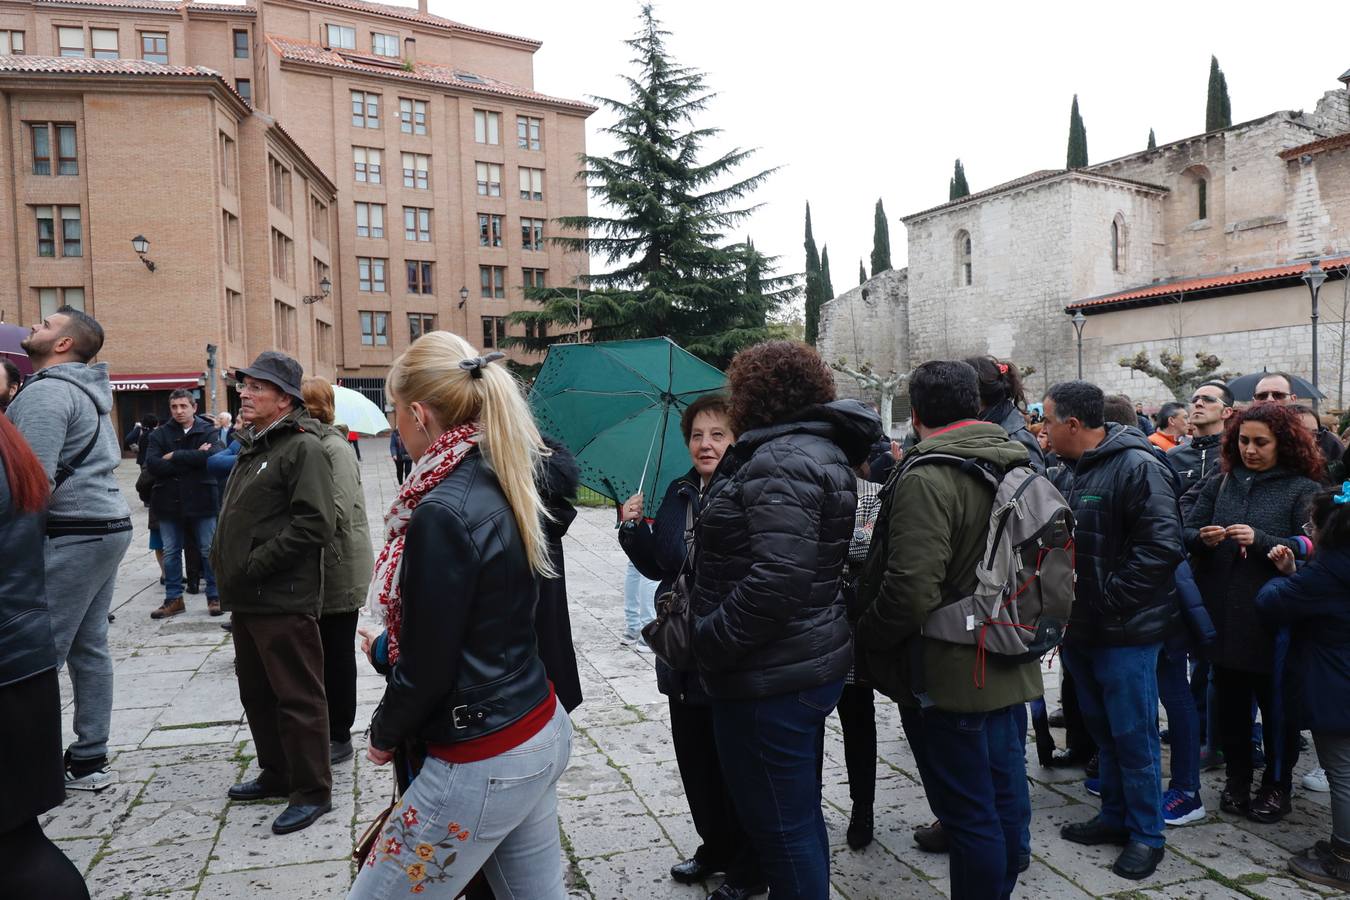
top-left (7, 306), bottom-right (132, 792)
top-left (856, 360), bottom-right (1059, 900)
top-left (1041, 380), bottom-right (1184, 880)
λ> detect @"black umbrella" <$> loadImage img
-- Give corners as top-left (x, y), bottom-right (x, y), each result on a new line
top-left (1226, 370), bottom-right (1324, 402)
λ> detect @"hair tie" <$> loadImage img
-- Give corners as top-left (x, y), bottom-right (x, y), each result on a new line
top-left (996, 363), bottom-right (1009, 375)
top-left (1335, 481), bottom-right (1350, 505)
top-left (459, 352), bottom-right (506, 379)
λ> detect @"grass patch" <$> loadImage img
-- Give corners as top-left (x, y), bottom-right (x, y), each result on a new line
top-left (559, 827), bottom-right (592, 897)
top-left (572, 487), bottom-right (613, 509)
top-left (154, 720), bottom-right (238, 731)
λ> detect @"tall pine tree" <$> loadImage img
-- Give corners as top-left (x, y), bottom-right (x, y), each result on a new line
top-left (859, 260), bottom-right (868, 285)
top-left (820, 245), bottom-right (834, 303)
top-left (1148, 128), bottom-right (1157, 150)
top-left (871, 199), bottom-right (892, 273)
top-left (510, 5), bottom-right (792, 367)
top-left (1066, 95), bottom-right (1088, 168)
top-left (1206, 56), bottom-right (1232, 131)
top-left (949, 159), bottom-right (970, 200)
top-left (803, 202), bottom-right (823, 345)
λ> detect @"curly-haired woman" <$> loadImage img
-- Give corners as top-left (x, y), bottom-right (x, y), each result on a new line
top-left (1184, 402), bottom-right (1323, 825)
top-left (692, 341), bottom-right (881, 899)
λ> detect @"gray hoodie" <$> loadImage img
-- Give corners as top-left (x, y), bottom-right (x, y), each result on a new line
top-left (7, 361), bottom-right (131, 522)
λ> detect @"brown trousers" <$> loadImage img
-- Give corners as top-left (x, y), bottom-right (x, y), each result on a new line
top-left (231, 612), bottom-right (332, 806)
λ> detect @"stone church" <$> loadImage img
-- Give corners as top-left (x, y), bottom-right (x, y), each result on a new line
top-left (819, 68), bottom-right (1350, 412)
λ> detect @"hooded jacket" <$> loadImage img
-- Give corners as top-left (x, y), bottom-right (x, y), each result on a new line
top-left (1062, 423), bottom-right (1184, 647)
top-left (144, 415), bottom-right (224, 520)
top-left (691, 400), bottom-right (883, 699)
top-left (855, 421), bottom-right (1043, 711)
top-left (211, 409), bottom-right (336, 616)
top-left (1168, 431), bottom-right (1223, 497)
top-left (982, 399), bottom-right (1046, 471)
top-left (6, 362), bottom-right (130, 524)
top-left (314, 422), bottom-right (374, 616)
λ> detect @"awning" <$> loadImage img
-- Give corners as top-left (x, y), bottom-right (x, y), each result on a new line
top-left (110, 372), bottom-right (203, 392)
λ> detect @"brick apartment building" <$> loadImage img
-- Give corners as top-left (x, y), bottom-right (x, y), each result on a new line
top-left (0, 0), bottom-right (593, 430)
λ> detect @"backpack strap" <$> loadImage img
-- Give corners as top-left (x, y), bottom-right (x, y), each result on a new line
top-left (29, 369), bottom-right (104, 493)
top-left (900, 451), bottom-right (1005, 492)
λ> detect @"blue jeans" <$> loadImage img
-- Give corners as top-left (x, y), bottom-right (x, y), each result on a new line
top-left (711, 680), bottom-right (843, 900)
top-left (1011, 703), bottom-right (1032, 858)
top-left (1158, 645), bottom-right (1200, 793)
top-left (622, 560), bottom-right (657, 634)
top-left (160, 516), bottom-right (217, 600)
top-left (1063, 643), bottom-right (1165, 848)
top-left (902, 704), bottom-right (1027, 900)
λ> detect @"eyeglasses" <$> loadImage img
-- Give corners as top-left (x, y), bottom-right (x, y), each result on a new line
top-left (1253, 391), bottom-right (1291, 401)
top-left (1302, 520), bottom-right (1315, 537)
top-left (233, 380), bottom-right (273, 396)
top-left (1190, 394), bottom-right (1225, 406)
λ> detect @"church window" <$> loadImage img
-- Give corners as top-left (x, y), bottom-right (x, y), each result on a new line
top-left (1111, 214), bottom-right (1126, 272)
top-left (955, 230), bottom-right (972, 286)
top-left (1197, 179), bottom-right (1208, 221)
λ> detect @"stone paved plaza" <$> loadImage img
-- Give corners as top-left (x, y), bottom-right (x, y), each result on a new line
top-left (41, 445), bottom-right (1347, 899)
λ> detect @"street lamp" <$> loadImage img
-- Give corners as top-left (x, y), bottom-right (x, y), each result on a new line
top-left (458, 285), bottom-right (469, 309)
top-left (1303, 258), bottom-right (1328, 411)
top-left (131, 234), bottom-right (156, 272)
top-left (1071, 309), bottom-right (1087, 379)
top-left (301, 275), bottom-right (332, 305)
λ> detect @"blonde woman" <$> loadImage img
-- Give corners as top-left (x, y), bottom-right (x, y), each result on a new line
top-left (349, 332), bottom-right (570, 900)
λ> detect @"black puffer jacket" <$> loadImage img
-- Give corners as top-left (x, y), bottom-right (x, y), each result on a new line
top-left (0, 456), bottom-right (54, 688)
top-left (983, 399), bottom-right (1045, 471)
top-left (369, 448), bottom-right (549, 750)
top-left (1167, 432), bottom-right (1223, 496)
top-left (1184, 464), bottom-right (1318, 673)
top-left (692, 400), bottom-right (883, 699)
top-left (1062, 424), bottom-right (1184, 647)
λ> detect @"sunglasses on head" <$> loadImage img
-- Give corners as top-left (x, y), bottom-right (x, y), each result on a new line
top-left (1253, 390), bottom-right (1291, 401)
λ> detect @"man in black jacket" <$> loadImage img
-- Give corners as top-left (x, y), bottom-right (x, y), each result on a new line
top-left (145, 390), bottom-right (223, 619)
top-left (1168, 380), bottom-right (1233, 496)
top-left (1043, 381), bottom-right (1183, 881)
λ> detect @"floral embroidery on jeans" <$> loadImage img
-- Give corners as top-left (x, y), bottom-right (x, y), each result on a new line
top-left (373, 802), bottom-right (473, 891)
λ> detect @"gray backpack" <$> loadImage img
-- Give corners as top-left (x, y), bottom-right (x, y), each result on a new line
top-left (908, 454), bottom-right (1075, 662)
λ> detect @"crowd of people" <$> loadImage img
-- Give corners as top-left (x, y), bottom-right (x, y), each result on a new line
top-left (3, 308), bottom-right (1350, 899)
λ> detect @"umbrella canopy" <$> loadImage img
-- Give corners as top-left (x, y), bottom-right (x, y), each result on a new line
top-left (333, 384), bottom-right (391, 435)
top-left (0, 323), bottom-right (32, 378)
top-left (530, 338), bottom-right (726, 510)
top-left (1226, 370), bottom-right (1324, 402)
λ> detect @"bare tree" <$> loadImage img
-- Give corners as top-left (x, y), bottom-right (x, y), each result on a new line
top-left (831, 359), bottom-right (905, 436)
top-left (1118, 349), bottom-right (1228, 403)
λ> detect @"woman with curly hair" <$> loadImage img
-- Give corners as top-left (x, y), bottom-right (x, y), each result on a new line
top-left (1184, 402), bottom-right (1323, 825)
top-left (692, 341), bottom-right (882, 899)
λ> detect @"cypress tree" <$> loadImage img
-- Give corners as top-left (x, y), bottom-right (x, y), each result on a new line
top-left (1147, 128), bottom-right (1157, 150)
top-left (1206, 56), bottom-right (1232, 131)
top-left (871, 198), bottom-right (892, 273)
top-left (510, 5), bottom-right (792, 366)
top-left (1066, 95), bottom-right (1088, 168)
top-left (859, 260), bottom-right (867, 285)
top-left (949, 159), bottom-right (970, 200)
top-left (820, 245), bottom-right (835, 303)
top-left (803, 202), bottom-right (822, 345)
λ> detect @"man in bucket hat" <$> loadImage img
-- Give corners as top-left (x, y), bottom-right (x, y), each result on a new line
top-left (211, 351), bottom-right (337, 834)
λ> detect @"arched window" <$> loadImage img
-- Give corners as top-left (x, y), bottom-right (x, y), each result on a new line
top-left (1111, 214), bottom-right (1126, 272)
top-left (955, 230), bottom-right (972, 286)
top-left (1182, 165), bottom-right (1211, 223)
top-left (1197, 179), bottom-right (1208, 220)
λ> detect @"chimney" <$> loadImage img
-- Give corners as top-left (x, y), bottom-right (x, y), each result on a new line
top-left (417, 0), bottom-right (427, 13)
top-left (404, 36), bottom-right (416, 64)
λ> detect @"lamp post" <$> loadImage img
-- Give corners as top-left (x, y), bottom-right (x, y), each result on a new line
top-left (457, 285), bottom-right (469, 308)
top-left (131, 234), bottom-right (156, 272)
top-left (1303, 259), bottom-right (1328, 411)
top-left (1071, 309), bottom-right (1087, 380)
top-left (301, 276), bottom-right (331, 305)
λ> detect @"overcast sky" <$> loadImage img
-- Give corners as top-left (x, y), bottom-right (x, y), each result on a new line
top-left (432, 0), bottom-right (1349, 299)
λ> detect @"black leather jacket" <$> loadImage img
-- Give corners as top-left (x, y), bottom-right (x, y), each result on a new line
top-left (1167, 432), bottom-right (1222, 496)
top-left (1062, 424), bottom-right (1184, 647)
top-left (369, 448), bottom-right (549, 750)
top-left (692, 400), bottom-right (882, 699)
top-left (0, 456), bottom-right (55, 687)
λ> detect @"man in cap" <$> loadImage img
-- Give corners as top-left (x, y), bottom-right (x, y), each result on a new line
top-left (211, 351), bottom-right (336, 834)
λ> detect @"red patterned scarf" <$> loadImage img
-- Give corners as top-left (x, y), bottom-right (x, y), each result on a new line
top-left (366, 422), bottom-right (480, 663)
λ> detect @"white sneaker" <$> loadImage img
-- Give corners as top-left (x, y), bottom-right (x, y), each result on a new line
top-left (619, 629), bottom-right (640, 646)
top-left (634, 638), bottom-right (654, 654)
top-left (1303, 767), bottom-right (1331, 793)
top-left (65, 764), bottom-right (117, 792)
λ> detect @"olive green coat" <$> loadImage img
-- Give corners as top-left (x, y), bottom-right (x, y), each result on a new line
top-left (316, 422), bottom-right (374, 616)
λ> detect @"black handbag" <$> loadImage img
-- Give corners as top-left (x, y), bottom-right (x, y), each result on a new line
top-left (640, 499), bottom-right (697, 670)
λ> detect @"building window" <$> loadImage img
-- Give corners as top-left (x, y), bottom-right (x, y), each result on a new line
top-left (236, 79), bottom-right (251, 105)
top-left (317, 320), bottom-right (334, 363)
top-left (223, 211), bottom-right (240, 266)
top-left (474, 109), bottom-right (500, 145)
top-left (408, 312), bottom-right (436, 341)
top-left (233, 29), bottom-right (248, 58)
top-left (954, 229), bottom-right (972, 286)
top-left (517, 115), bottom-right (541, 151)
top-left (521, 218), bottom-right (545, 252)
top-left (313, 258), bottom-right (330, 294)
top-left (372, 32), bottom-right (398, 57)
top-left (481, 315), bottom-right (507, 349)
top-left (310, 196), bottom-right (329, 245)
top-left (1110, 215), bottom-right (1126, 273)
top-left (478, 213), bottom-right (503, 248)
top-left (353, 146), bottom-right (382, 184)
top-left (357, 257), bottom-right (386, 292)
top-left (90, 28), bottom-right (118, 59)
top-left (219, 132), bottom-right (236, 190)
top-left (1197, 179), bottom-right (1208, 221)
top-left (32, 124), bottom-right (77, 175)
top-left (226, 289), bottom-right (243, 343)
top-left (269, 157), bottom-right (292, 215)
top-left (271, 229), bottom-right (294, 284)
top-left (406, 260), bottom-right (433, 294)
top-left (35, 207), bottom-right (55, 257)
top-left (352, 91), bottom-right (379, 128)
top-left (274, 300), bottom-right (297, 352)
top-left (0, 31), bottom-right (24, 55)
top-left (33, 206), bottom-right (81, 258)
top-left (479, 265), bottom-right (505, 299)
top-left (400, 98), bottom-right (427, 135)
top-left (360, 310), bottom-right (389, 346)
top-left (518, 167), bottom-right (544, 201)
top-left (403, 207), bottom-right (431, 242)
top-left (60, 207), bottom-right (81, 257)
top-left (139, 31), bottom-right (167, 63)
top-left (475, 162), bottom-right (501, 197)
top-left (326, 24), bottom-right (355, 50)
top-left (402, 152), bottom-right (429, 189)
top-left (38, 286), bottom-right (84, 317)
top-left (524, 319), bottom-right (548, 341)
top-left (523, 268), bottom-right (546, 290)
top-left (355, 202), bottom-right (385, 238)
top-left (57, 26), bottom-right (83, 57)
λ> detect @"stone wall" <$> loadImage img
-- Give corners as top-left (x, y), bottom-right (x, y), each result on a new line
top-left (818, 267), bottom-right (908, 404)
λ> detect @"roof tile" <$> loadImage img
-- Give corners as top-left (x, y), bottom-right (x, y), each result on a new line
top-left (1068, 256), bottom-right (1350, 312)
top-left (280, 0), bottom-right (538, 45)
top-left (0, 54), bottom-right (221, 77)
top-left (1279, 131), bottom-right (1350, 161)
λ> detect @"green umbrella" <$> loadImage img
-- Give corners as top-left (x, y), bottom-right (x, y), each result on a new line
top-left (530, 338), bottom-right (726, 511)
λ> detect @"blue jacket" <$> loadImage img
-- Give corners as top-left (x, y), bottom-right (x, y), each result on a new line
top-left (207, 438), bottom-right (242, 487)
top-left (1255, 547), bottom-right (1350, 734)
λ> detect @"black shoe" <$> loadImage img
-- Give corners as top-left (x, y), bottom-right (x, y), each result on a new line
top-left (1060, 817), bottom-right (1130, 846)
top-left (671, 858), bottom-right (716, 884)
top-left (1113, 842), bottom-right (1165, 880)
top-left (1047, 707), bottom-right (1065, 728)
top-left (1248, 786), bottom-right (1291, 823)
top-left (847, 805), bottom-right (874, 850)
top-left (914, 819), bottom-right (950, 853)
top-left (707, 884), bottom-right (767, 900)
top-left (186, 579), bottom-right (201, 595)
top-left (1047, 748), bottom-right (1092, 769)
top-left (228, 778), bottom-right (289, 802)
top-left (1018, 852), bottom-right (1031, 873)
top-left (1220, 783), bottom-right (1251, 815)
top-left (1085, 751), bottom-right (1100, 779)
top-left (330, 739), bottom-right (354, 764)
top-left (271, 801), bottom-right (332, 834)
